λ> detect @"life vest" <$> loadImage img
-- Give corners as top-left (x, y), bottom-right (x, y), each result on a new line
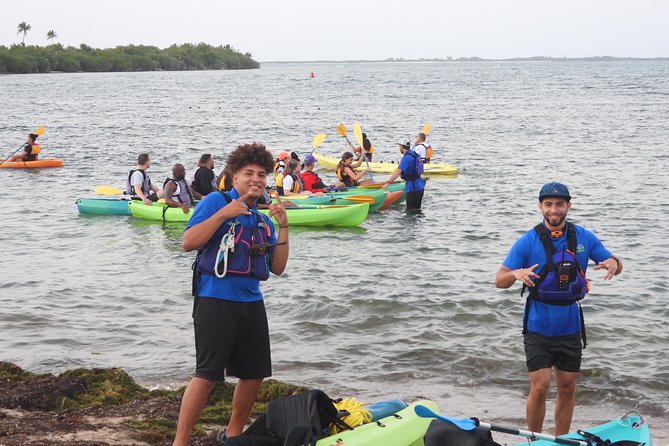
top-left (275, 172), bottom-right (300, 195)
top-left (400, 150), bottom-right (424, 181)
top-left (217, 172), bottom-right (230, 191)
top-left (301, 170), bottom-right (327, 192)
top-left (273, 161), bottom-right (285, 180)
top-left (193, 192), bottom-right (272, 285)
top-left (425, 144), bottom-right (433, 161)
top-left (24, 143), bottom-right (41, 161)
top-left (336, 163), bottom-right (356, 187)
top-left (126, 169), bottom-right (152, 196)
top-left (163, 178), bottom-right (194, 205)
top-left (522, 222), bottom-right (590, 346)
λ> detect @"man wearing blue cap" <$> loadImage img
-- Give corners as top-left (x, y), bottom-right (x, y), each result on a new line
top-left (495, 182), bottom-right (622, 436)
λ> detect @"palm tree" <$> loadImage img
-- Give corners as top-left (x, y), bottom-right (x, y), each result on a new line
top-left (17, 21), bottom-right (31, 45)
top-left (47, 30), bottom-right (57, 44)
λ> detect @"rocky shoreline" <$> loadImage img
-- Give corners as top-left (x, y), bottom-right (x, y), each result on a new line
top-left (0, 362), bottom-right (305, 446)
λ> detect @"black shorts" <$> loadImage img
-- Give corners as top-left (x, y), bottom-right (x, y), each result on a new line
top-left (193, 297), bottom-right (272, 381)
top-left (524, 332), bottom-right (582, 372)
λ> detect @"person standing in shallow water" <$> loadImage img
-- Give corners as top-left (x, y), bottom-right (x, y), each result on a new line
top-left (495, 182), bottom-right (622, 436)
top-left (172, 143), bottom-right (289, 446)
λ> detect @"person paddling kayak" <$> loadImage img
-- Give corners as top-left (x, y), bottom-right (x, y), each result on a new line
top-left (8, 132), bottom-right (41, 162)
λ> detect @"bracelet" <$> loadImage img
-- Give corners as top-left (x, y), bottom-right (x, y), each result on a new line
top-left (279, 225), bottom-right (289, 228)
top-left (610, 255), bottom-right (620, 265)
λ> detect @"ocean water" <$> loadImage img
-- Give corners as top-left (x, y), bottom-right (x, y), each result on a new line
top-left (1, 60), bottom-right (668, 442)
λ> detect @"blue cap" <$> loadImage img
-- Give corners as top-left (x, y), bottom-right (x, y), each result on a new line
top-left (539, 182), bottom-right (571, 201)
top-left (303, 154), bottom-right (317, 165)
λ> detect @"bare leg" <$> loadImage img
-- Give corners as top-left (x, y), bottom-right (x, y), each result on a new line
top-left (526, 368), bottom-right (551, 432)
top-left (554, 369), bottom-right (578, 435)
top-left (172, 377), bottom-right (216, 446)
top-left (226, 378), bottom-right (263, 436)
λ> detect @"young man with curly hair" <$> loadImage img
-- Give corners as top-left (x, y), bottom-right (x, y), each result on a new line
top-left (173, 143), bottom-right (289, 446)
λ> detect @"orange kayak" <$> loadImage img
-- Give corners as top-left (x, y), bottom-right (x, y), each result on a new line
top-left (379, 190), bottom-right (404, 210)
top-left (0, 158), bottom-right (64, 169)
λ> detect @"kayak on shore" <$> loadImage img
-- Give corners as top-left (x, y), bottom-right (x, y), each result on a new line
top-left (312, 152), bottom-right (457, 176)
top-left (0, 158), bottom-right (63, 169)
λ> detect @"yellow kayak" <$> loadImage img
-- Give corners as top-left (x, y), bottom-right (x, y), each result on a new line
top-left (313, 152), bottom-right (457, 176)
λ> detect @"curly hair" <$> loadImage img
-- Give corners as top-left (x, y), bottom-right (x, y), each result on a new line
top-left (225, 143), bottom-right (274, 174)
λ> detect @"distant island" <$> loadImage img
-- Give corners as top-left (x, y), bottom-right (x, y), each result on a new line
top-left (0, 43), bottom-right (259, 74)
top-left (264, 56), bottom-right (669, 63)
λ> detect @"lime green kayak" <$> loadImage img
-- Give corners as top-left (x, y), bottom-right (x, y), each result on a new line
top-left (128, 201), bottom-right (369, 227)
top-left (315, 400), bottom-right (438, 446)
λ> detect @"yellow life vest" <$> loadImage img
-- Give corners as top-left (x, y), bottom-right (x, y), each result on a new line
top-left (276, 173), bottom-right (300, 195)
top-left (29, 143), bottom-right (41, 155)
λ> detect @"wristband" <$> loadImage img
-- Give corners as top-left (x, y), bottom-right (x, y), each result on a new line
top-left (279, 225), bottom-right (289, 228)
top-left (610, 255), bottom-right (620, 265)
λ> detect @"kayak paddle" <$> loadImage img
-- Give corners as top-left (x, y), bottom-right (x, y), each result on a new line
top-left (414, 405), bottom-right (589, 446)
top-left (311, 133), bottom-right (326, 155)
top-left (353, 123), bottom-right (374, 182)
top-left (336, 123), bottom-right (354, 147)
top-left (422, 122), bottom-right (431, 135)
top-left (95, 185), bottom-right (124, 195)
top-left (1, 125), bottom-right (46, 166)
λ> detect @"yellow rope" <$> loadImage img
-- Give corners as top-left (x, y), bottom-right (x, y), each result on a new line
top-left (330, 398), bottom-right (373, 434)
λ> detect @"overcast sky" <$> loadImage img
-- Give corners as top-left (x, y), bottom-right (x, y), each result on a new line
top-left (3, 0), bottom-right (668, 61)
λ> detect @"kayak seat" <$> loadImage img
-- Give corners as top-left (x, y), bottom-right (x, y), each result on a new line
top-left (424, 419), bottom-right (501, 446)
top-left (226, 390), bottom-right (352, 446)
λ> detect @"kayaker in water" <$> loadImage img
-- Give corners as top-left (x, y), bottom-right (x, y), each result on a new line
top-left (349, 132), bottom-right (374, 162)
top-left (495, 182), bottom-right (623, 436)
top-left (414, 132), bottom-right (432, 164)
top-left (126, 153), bottom-right (162, 205)
top-left (173, 143), bottom-right (289, 446)
top-left (382, 139), bottom-right (426, 213)
top-left (8, 133), bottom-right (40, 162)
top-left (335, 152), bottom-right (372, 187)
top-left (300, 154), bottom-right (328, 192)
top-left (190, 153), bottom-right (217, 199)
top-left (273, 151), bottom-right (291, 183)
top-left (164, 163), bottom-right (194, 214)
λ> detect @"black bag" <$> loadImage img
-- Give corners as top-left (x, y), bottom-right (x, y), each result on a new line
top-left (424, 419), bottom-right (501, 446)
top-left (227, 390), bottom-right (351, 446)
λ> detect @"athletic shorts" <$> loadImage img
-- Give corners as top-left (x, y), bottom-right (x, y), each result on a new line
top-left (524, 331), bottom-right (582, 372)
top-left (192, 297), bottom-right (272, 381)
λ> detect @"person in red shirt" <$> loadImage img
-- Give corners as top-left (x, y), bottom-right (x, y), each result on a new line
top-left (300, 154), bottom-right (328, 192)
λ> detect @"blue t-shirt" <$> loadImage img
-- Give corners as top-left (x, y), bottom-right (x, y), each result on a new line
top-left (399, 152), bottom-right (426, 193)
top-left (502, 222), bottom-right (612, 336)
top-left (186, 188), bottom-right (277, 302)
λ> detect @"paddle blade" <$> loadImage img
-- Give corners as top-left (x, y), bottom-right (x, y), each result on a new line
top-left (336, 123), bottom-right (347, 137)
top-left (414, 405), bottom-right (477, 431)
top-left (353, 123), bottom-right (364, 147)
top-left (33, 125), bottom-right (46, 136)
top-left (312, 133), bottom-right (327, 149)
top-left (422, 123), bottom-right (431, 135)
top-left (95, 185), bottom-right (123, 195)
top-left (343, 195), bottom-right (374, 204)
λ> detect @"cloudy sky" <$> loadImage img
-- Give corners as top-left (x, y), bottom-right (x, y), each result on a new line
top-left (3, 0), bottom-right (667, 61)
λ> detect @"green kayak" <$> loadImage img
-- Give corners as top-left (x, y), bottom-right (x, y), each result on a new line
top-left (128, 201), bottom-right (369, 227)
top-left (315, 400), bottom-right (438, 446)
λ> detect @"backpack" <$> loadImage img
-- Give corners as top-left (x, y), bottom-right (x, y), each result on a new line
top-left (401, 150), bottom-right (424, 181)
top-left (226, 390), bottom-right (352, 446)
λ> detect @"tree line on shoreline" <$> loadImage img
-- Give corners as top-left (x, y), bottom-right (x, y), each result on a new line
top-left (0, 42), bottom-right (260, 74)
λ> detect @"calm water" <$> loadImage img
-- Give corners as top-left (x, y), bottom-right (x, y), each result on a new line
top-left (1, 61), bottom-right (668, 442)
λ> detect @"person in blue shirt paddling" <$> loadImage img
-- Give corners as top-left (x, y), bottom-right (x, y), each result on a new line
top-left (172, 143), bottom-right (289, 446)
top-left (495, 182), bottom-right (622, 436)
top-left (382, 139), bottom-right (426, 213)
